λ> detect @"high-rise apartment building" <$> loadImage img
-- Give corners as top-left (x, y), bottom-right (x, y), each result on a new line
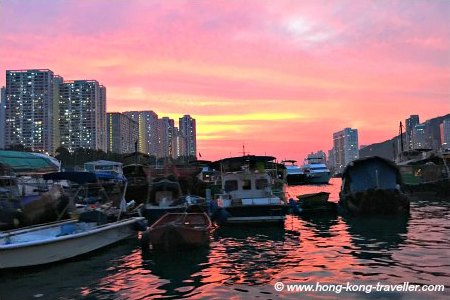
top-left (332, 128), bottom-right (359, 173)
top-left (440, 119), bottom-right (450, 151)
top-left (59, 80), bottom-right (107, 152)
top-left (412, 124), bottom-right (428, 149)
top-left (158, 117), bottom-right (174, 158)
top-left (124, 111), bottom-right (159, 156)
top-left (405, 115), bottom-right (420, 150)
top-left (172, 127), bottom-right (187, 159)
top-left (179, 114), bottom-right (197, 158)
top-left (107, 113), bottom-right (138, 154)
top-left (5, 69), bottom-right (60, 153)
top-left (0, 86), bottom-right (5, 149)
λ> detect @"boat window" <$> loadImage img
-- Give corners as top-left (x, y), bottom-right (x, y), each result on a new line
top-left (224, 180), bottom-right (238, 192)
top-left (242, 179), bottom-right (252, 190)
top-left (255, 178), bottom-right (268, 190)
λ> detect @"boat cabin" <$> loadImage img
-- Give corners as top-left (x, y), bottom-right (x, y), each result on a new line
top-left (341, 156), bottom-right (403, 194)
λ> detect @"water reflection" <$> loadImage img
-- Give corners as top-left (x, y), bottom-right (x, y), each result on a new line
top-left (342, 215), bottom-right (409, 260)
top-left (140, 248), bottom-right (210, 299)
top-left (211, 225), bottom-right (291, 286)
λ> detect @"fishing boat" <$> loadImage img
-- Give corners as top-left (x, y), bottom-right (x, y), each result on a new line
top-left (0, 151), bottom-right (67, 229)
top-left (281, 160), bottom-right (306, 185)
top-left (141, 212), bottom-right (212, 250)
top-left (339, 156), bottom-right (410, 215)
top-left (123, 163), bottom-right (151, 204)
top-left (0, 214), bottom-right (145, 269)
top-left (140, 176), bottom-right (187, 224)
top-left (212, 155), bottom-right (287, 224)
top-left (288, 192), bottom-right (336, 214)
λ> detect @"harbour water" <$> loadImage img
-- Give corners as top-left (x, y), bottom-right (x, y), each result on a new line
top-left (1, 178), bottom-right (449, 299)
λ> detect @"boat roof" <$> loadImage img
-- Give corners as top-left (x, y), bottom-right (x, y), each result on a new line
top-left (211, 155), bottom-right (276, 172)
top-left (0, 150), bottom-right (59, 174)
top-left (341, 156), bottom-right (400, 179)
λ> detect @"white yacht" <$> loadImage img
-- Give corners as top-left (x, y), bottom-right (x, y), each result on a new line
top-left (281, 160), bottom-right (306, 185)
top-left (303, 155), bottom-right (331, 184)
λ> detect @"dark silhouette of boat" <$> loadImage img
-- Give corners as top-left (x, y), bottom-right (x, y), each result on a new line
top-left (289, 192), bottom-right (336, 214)
top-left (339, 156), bottom-right (410, 215)
top-left (141, 212), bottom-right (212, 250)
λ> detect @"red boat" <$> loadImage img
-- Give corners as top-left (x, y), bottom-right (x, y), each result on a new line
top-left (141, 212), bottom-right (212, 250)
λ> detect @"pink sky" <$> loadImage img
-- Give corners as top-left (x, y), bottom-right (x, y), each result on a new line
top-left (1, 0), bottom-right (449, 161)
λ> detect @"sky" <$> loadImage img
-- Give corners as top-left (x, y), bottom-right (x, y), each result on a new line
top-left (1, 0), bottom-right (449, 162)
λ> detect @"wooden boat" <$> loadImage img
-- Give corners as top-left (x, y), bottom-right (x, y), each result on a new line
top-left (289, 192), bottom-right (336, 214)
top-left (339, 156), bottom-right (410, 215)
top-left (141, 212), bottom-right (212, 250)
top-left (297, 192), bottom-right (330, 207)
top-left (0, 215), bottom-right (146, 269)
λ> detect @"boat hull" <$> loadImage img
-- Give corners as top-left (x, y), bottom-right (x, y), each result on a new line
top-left (147, 225), bottom-right (210, 249)
top-left (0, 217), bottom-right (144, 269)
top-left (339, 189), bottom-right (410, 215)
top-left (286, 174), bottom-right (307, 185)
top-left (222, 205), bottom-right (286, 224)
top-left (304, 172), bottom-right (331, 184)
top-left (143, 213), bottom-right (212, 249)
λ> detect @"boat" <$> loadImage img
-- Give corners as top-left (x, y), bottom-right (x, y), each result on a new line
top-left (141, 212), bottom-right (212, 250)
top-left (0, 214), bottom-right (145, 269)
top-left (397, 150), bottom-right (450, 199)
top-left (212, 155), bottom-right (287, 224)
top-left (288, 192), bottom-right (336, 214)
top-left (302, 155), bottom-right (331, 184)
top-left (123, 163), bottom-right (151, 205)
top-left (0, 151), bottom-right (68, 229)
top-left (140, 176), bottom-right (187, 224)
top-left (281, 160), bottom-right (306, 185)
top-left (84, 160), bottom-right (127, 207)
top-left (339, 156), bottom-right (410, 215)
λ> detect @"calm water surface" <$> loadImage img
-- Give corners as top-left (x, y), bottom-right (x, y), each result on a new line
top-left (1, 178), bottom-right (449, 299)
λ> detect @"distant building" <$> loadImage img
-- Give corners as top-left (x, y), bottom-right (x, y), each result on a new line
top-left (327, 148), bottom-right (335, 170)
top-left (172, 127), bottom-right (187, 159)
top-left (0, 86), bottom-right (5, 148)
top-left (405, 115), bottom-right (420, 150)
top-left (412, 124), bottom-right (428, 149)
top-left (333, 128), bottom-right (359, 173)
top-left (107, 113), bottom-right (138, 154)
top-left (158, 117), bottom-right (174, 158)
top-left (124, 111), bottom-right (159, 156)
top-left (59, 80), bottom-right (107, 152)
top-left (179, 114), bottom-right (197, 158)
top-left (441, 119), bottom-right (450, 151)
top-left (5, 69), bottom-right (61, 153)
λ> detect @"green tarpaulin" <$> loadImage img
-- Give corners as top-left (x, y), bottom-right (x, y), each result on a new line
top-left (0, 150), bottom-right (59, 174)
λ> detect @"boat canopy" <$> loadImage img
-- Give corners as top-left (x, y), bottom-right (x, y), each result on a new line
top-left (0, 150), bottom-right (59, 174)
top-left (84, 160), bottom-right (123, 172)
top-left (342, 156), bottom-right (402, 193)
top-left (211, 155), bottom-right (277, 172)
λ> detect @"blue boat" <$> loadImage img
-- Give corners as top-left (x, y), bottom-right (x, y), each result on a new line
top-left (339, 156), bottom-right (410, 215)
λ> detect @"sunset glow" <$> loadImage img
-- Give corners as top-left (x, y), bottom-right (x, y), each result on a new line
top-left (1, 0), bottom-right (448, 161)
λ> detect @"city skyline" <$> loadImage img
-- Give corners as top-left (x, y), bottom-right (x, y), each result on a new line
top-left (1, 0), bottom-right (449, 161)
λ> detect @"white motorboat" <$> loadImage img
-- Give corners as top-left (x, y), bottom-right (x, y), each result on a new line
top-left (0, 215), bottom-right (145, 269)
top-left (303, 155), bottom-right (331, 184)
top-left (281, 160), bottom-right (306, 185)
